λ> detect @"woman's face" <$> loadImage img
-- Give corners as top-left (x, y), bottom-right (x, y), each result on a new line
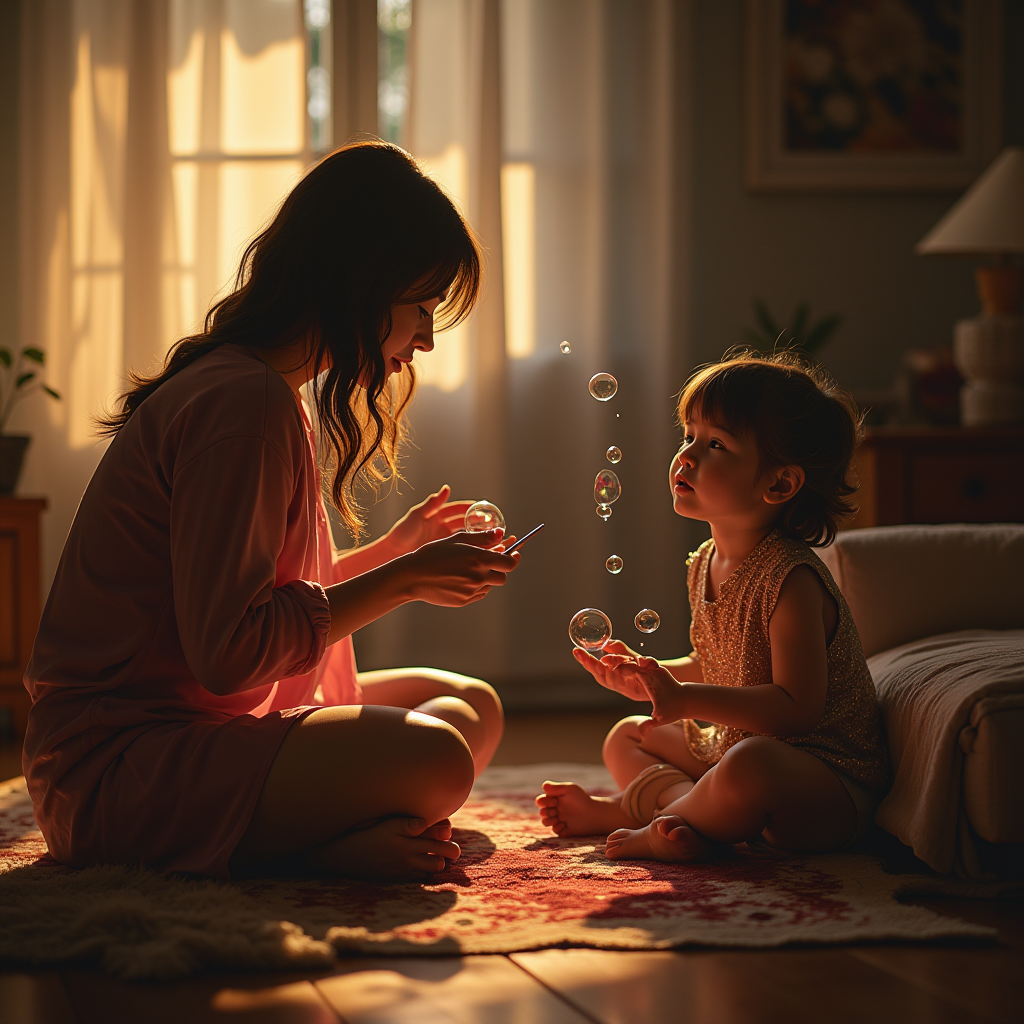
top-left (381, 293), bottom-right (444, 378)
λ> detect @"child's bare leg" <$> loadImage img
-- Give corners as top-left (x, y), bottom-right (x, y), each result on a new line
top-left (606, 736), bottom-right (858, 863)
top-left (536, 716), bottom-right (709, 837)
top-left (358, 667), bottom-right (504, 774)
top-left (602, 716), bottom-right (709, 789)
top-left (231, 704), bottom-right (475, 880)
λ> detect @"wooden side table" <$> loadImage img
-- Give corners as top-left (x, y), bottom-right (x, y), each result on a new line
top-left (0, 497), bottom-right (47, 738)
top-left (848, 427), bottom-right (1024, 528)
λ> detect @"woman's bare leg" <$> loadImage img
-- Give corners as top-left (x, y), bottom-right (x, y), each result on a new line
top-left (231, 704), bottom-right (475, 880)
top-left (536, 717), bottom-right (710, 837)
top-left (606, 736), bottom-right (858, 863)
top-left (358, 667), bottom-right (504, 773)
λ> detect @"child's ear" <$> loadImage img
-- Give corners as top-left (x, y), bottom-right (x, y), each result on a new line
top-left (763, 464), bottom-right (805, 505)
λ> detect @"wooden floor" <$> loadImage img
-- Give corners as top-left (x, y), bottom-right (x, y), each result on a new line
top-left (2, 711), bottom-right (1022, 1024)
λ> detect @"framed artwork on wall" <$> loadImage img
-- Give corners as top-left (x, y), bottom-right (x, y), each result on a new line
top-left (745, 0), bottom-right (1004, 192)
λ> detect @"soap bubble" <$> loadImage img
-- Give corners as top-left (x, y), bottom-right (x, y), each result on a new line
top-left (605, 554), bottom-right (623, 574)
top-left (588, 372), bottom-right (618, 401)
top-left (634, 608), bottom-right (661, 633)
top-left (569, 608), bottom-right (613, 650)
top-left (560, 340), bottom-right (572, 354)
top-left (594, 469), bottom-right (621, 505)
top-left (606, 446), bottom-right (622, 464)
top-left (465, 500), bottom-right (505, 533)
top-left (596, 504), bottom-right (612, 520)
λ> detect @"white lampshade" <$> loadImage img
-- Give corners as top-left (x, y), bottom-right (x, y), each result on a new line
top-left (916, 147), bottom-right (1024, 255)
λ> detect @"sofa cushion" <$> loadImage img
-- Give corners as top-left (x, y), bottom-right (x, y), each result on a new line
top-left (868, 629), bottom-right (1024, 878)
top-left (820, 524), bottom-right (1024, 658)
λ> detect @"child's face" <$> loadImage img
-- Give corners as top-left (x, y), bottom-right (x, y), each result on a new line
top-left (669, 413), bottom-right (788, 526)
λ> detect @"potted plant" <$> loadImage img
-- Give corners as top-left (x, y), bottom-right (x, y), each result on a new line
top-left (0, 346), bottom-right (61, 495)
top-left (743, 299), bottom-right (843, 358)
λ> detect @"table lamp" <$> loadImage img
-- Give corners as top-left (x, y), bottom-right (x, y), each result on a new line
top-left (916, 146), bottom-right (1024, 426)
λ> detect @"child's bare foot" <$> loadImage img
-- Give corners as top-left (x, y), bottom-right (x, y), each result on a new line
top-left (536, 781), bottom-right (635, 836)
top-left (605, 814), bottom-right (717, 863)
top-left (302, 816), bottom-right (461, 881)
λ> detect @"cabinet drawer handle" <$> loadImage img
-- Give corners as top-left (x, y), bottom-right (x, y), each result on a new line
top-left (963, 477), bottom-right (988, 499)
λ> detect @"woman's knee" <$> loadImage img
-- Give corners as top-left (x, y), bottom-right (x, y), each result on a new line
top-left (424, 669), bottom-right (503, 726)
top-left (400, 710), bottom-right (476, 811)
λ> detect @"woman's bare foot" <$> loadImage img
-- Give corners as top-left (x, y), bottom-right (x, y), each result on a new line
top-left (536, 781), bottom-right (635, 836)
top-left (301, 816), bottom-right (461, 881)
top-left (605, 814), bottom-right (717, 863)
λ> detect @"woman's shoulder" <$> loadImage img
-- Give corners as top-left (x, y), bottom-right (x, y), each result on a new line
top-left (133, 345), bottom-right (306, 472)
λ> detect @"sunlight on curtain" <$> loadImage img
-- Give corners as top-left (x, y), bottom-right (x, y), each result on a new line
top-left (356, 0), bottom-right (691, 694)
top-left (19, 0), bottom-right (315, 587)
top-left (500, 161), bottom-right (536, 359)
top-left (67, 27), bottom-right (128, 447)
top-left (168, 0), bottom-right (306, 335)
top-left (414, 142), bottom-right (470, 393)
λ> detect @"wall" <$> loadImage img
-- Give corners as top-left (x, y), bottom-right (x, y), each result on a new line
top-left (689, 1), bottom-right (1023, 397)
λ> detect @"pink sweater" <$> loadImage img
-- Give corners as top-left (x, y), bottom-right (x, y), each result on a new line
top-left (23, 345), bottom-right (359, 877)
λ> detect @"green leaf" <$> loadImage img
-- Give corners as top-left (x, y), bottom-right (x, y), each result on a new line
top-left (43, 385), bottom-right (61, 400)
top-left (0, 348), bottom-right (11, 368)
top-left (754, 299), bottom-right (777, 336)
top-left (803, 314), bottom-right (843, 352)
top-left (15, 371), bottom-right (36, 388)
top-left (790, 302), bottom-right (809, 340)
top-left (21, 347), bottom-right (45, 364)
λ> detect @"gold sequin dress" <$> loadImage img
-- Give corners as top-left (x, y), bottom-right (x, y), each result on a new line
top-left (683, 530), bottom-right (889, 793)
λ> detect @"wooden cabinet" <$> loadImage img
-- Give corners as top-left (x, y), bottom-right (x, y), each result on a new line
top-left (0, 497), bottom-right (46, 738)
top-left (849, 427), bottom-right (1024, 528)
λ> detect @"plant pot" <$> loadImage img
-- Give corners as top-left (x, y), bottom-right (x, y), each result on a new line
top-left (0, 435), bottom-right (31, 495)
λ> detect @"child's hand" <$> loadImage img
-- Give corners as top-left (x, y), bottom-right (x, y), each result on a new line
top-left (623, 656), bottom-right (688, 725)
top-left (385, 485), bottom-right (478, 555)
top-left (572, 640), bottom-right (648, 702)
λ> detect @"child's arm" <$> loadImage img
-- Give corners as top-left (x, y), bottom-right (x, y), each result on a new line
top-left (619, 566), bottom-right (830, 736)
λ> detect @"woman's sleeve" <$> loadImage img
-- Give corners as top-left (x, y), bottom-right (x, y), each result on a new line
top-left (170, 435), bottom-right (331, 694)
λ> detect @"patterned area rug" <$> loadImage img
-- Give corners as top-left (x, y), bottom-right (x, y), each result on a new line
top-left (0, 765), bottom-right (1005, 980)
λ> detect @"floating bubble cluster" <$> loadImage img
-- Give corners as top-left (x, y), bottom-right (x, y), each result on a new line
top-left (560, 340), bottom-right (572, 354)
top-left (594, 470), bottom-right (621, 506)
top-left (464, 500), bottom-right (505, 533)
top-left (596, 504), bottom-right (612, 520)
top-left (606, 446), bottom-right (621, 464)
top-left (588, 372), bottom-right (618, 402)
top-left (569, 608), bottom-right (613, 650)
top-left (634, 608), bottom-right (661, 633)
top-left (605, 554), bottom-right (623, 574)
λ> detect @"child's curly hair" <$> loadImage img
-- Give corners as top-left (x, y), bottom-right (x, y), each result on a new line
top-left (676, 349), bottom-right (863, 547)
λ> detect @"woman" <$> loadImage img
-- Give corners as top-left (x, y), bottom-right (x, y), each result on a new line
top-left (23, 142), bottom-right (515, 882)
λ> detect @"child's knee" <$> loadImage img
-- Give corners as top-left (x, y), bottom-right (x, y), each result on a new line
top-left (603, 715), bottom-right (650, 758)
top-left (713, 737), bottom-right (787, 800)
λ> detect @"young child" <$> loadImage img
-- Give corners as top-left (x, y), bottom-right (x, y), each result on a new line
top-left (537, 352), bottom-right (889, 862)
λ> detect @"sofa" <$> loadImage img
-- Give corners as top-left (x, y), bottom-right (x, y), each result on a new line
top-left (819, 523), bottom-right (1024, 879)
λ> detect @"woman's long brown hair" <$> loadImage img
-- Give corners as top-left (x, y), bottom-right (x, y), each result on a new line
top-left (99, 141), bottom-right (481, 536)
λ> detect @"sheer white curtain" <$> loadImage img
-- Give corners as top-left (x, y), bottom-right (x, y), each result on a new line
top-left (17, 0), bottom-right (311, 587)
top-left (356, 0), bottom-right (695, 701)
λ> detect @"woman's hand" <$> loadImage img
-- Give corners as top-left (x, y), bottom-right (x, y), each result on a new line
top-left (571, 639), bottom-right (650, 701)
top-left (402, 530), bottom-right (519, 607)
top-left (384, 485), bottom-right (478, 556)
